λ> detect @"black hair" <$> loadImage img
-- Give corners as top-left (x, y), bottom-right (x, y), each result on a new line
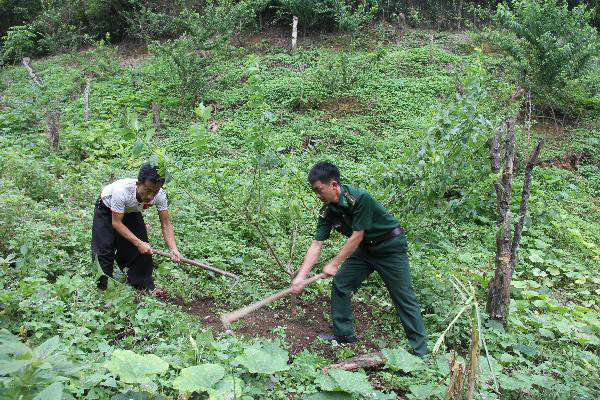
top-left (308, 162), bottom-right (340, 184)
top-left (138, 162), bottom-right (165, 184)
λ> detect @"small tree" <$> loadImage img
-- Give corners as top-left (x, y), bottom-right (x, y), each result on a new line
top-left (486, 118), bottom-right (543, 324)
top-left (495, 0), bottom-right (599, 110)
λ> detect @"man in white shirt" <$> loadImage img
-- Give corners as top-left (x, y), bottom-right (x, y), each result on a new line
top-left (91, 163), bottom-right (181, 295)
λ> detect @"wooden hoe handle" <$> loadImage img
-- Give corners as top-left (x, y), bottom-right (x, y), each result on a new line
top-left (153, 249), bottom-right (239, 280)
top-left (220, 273), bottom-right (327, 328)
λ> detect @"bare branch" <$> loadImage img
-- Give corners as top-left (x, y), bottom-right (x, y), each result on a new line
top-left (509, 139), bottom-right (544, 271)
top-left (246, 209), bottom-right (286, 271)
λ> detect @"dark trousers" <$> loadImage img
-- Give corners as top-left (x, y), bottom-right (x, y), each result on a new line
top-left (91, 198), bottom-right (155, 290)
top-left (331, 235), bottom-right (428, 357)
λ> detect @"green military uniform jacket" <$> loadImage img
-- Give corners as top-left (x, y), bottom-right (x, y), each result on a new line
top-left (314, 185), bottom-right (400, 243)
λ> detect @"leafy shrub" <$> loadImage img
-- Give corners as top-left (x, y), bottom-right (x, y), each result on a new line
top-left (0, 25), bottom-right (37, 65)
top-left (0, 331), bottom-right (80, 399)
top-left (494, 0), bottom-right (599, 111)
top-left (30, 7), bottom-right (92, 54)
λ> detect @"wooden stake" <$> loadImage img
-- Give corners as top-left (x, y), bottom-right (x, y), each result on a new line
top-left (292, 16), bottom-right (299, 50)
top-left (220, 273), bottom-right (327, 328)
top-left (84, 79), bottom-right (91, 122)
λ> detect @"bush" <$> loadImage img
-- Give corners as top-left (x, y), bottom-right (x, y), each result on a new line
top-left (0, 25), bottom-right (37, 65)
top-left (494, 0), bottom-right (599, 111)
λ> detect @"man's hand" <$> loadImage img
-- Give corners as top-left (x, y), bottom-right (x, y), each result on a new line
top-left (323, 262), bottom-right (339, 277)
top-left (137, 241), bottom-right (153, 255)
top-left (290, 275), bottom-right (307, 294)
top-left (170, 249), bottom-right (182, 263)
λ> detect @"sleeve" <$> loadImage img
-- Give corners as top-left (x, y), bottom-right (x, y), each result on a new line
top-left (109, 189), bottom-right (127, 213)
top-left (351, 193), bottom-right (373, 232)
top-left (154, 190), bottom-right (168, 211)
top-left (314, 215), bottom-right (332, 241)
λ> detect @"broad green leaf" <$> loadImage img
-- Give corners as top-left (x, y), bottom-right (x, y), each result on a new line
top-left (528, 252), bottom-right (544, 264)
top-left (132, 138), bottom-right (144, 155)
top-left (33, 382), bottom-right (62, 400)
top-left (499, 373), bottom-right (532, 391)
top-left (208, 375), bottom-right (244, 399)
top-left (511, 344), bottom-right (537, 356)
top-left (531, 268), bottom-right (546, 277)
top-left (547, 267), bottom-right (560, 276)
top-left (538, 328), bottom-right (555, 339)
top-left (111, 391), bottom-right (152, 400)
top-left (104, 350), bottom-right (169, 384)
top-left (236, 343), bottom-right (289, 374)
top-left (328, 369), bottom-right (373, 395)
top-left (409, 383), bottom-right (445, 398)
top-left (0, 330), bottom-right (30, 356)
top-left (148, 155), bottom-right (159, 167)
top-left (382, 348), bottom-right (424, 372)
top-left (128, 109), bottom-right (139, 132)
top-left (303, 392), bottom-right (353, 400)
top-left (317, 374), bottom-right (338, 392)
top-left (0, 359), bottom-right (32, 374)
top-left (511, 280), bottom-right (527, 289)
top-left (33, 335), bottom-right (59, 359)
top-left (172, 363), bottom-right (225, 392)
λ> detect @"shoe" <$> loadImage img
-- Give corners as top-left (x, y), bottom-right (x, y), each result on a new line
top-left (318, 333), bottom-right (358, 343)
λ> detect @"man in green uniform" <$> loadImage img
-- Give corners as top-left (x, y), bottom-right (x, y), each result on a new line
top-left (291, 162), bottom-right (427, 357)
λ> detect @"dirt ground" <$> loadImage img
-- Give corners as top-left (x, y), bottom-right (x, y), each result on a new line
top-left (169, 294), bottom-right (391, 361)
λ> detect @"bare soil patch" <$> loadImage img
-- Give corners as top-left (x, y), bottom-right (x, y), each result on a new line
top-left (319, 96), bottom-right (362, 115)
top-left (169, 295), bottom-right (388, 360)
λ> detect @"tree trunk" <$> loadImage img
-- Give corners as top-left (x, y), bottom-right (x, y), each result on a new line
top-left (486, 118), bottom-right (543, 325)
top-left (45, 111), bottom-right (60, 150)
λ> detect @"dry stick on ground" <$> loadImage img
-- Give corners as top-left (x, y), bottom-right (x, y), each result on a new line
top-left (22, 57), bottom-right (60, 150)
top-left (486, 117), bottom-right (544, 324)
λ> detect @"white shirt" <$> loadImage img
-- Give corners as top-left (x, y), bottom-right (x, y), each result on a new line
top-left (100, 178), bottom-right (168, 213)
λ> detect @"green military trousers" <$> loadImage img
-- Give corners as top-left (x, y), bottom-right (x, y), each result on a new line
top-left (331, 235), bottom-right (428, 357)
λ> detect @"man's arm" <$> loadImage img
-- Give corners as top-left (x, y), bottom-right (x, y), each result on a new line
top-left (158, 210), bottom-right (181, 262)
top-left (322, 230), bottom-right (364, 276)
top-left (111, 211), bottom-right (152, 254)
top-left (290, 240), bottom-right (323, 293)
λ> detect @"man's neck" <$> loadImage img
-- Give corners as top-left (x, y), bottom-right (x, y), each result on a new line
top-left (333, 186), bottom-right (342, 204)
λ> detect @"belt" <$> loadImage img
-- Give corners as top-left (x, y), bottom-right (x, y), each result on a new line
top-left (362, 227), bottom-right (404, 247)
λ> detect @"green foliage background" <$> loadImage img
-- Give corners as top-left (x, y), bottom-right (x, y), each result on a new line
top-left (0, 2), bottom-right (599, 399)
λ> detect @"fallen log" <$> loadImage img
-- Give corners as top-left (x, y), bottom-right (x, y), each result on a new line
top-left (323, 351), bottom-right (385, 373)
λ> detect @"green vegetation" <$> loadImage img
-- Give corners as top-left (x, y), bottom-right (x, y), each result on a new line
top-left (1, 0), bottom-right (599, 399)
